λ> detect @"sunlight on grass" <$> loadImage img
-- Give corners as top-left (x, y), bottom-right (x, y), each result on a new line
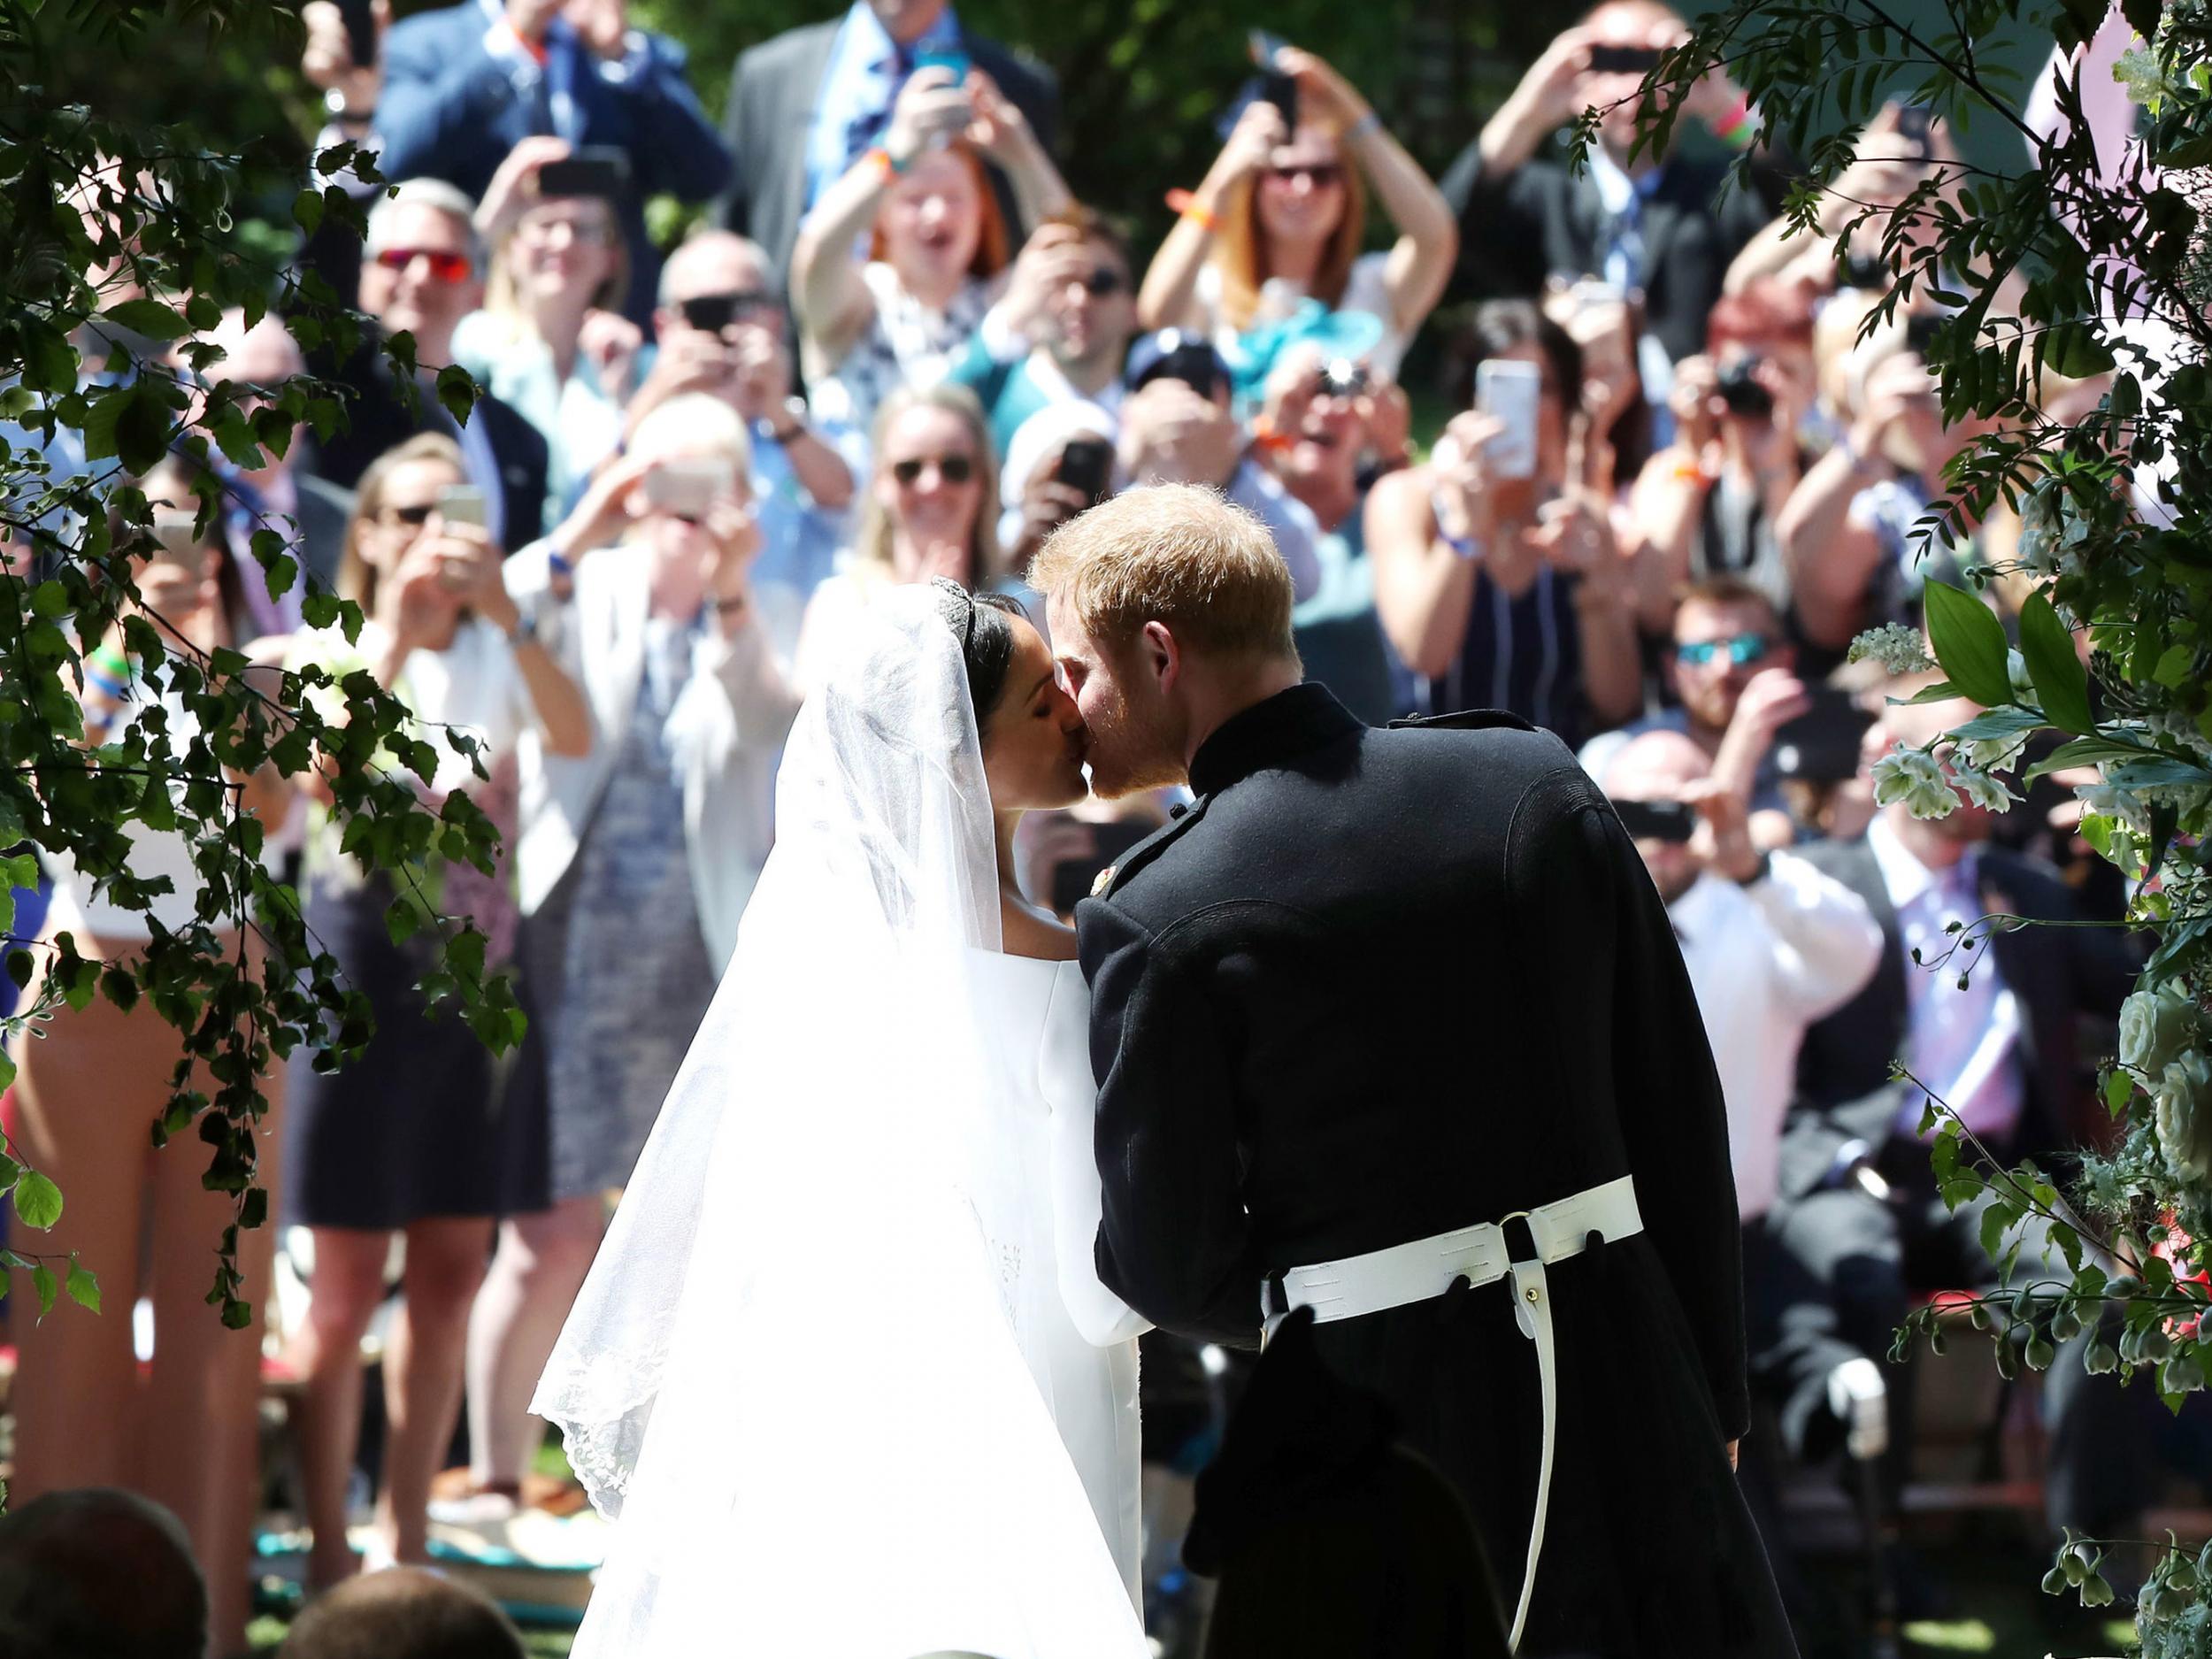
top-left (1901, 1620), bottom-right (1997, 1653)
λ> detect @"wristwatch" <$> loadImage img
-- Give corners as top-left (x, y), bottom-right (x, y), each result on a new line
top-left (766, 396), bottom-right (810, 445)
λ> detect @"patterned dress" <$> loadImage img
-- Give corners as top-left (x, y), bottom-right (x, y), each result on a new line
top-left (518, 617), bottom-right (719, 1199)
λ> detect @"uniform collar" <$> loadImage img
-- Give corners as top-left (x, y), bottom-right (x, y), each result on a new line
top-left (1187, 682), bottom-right (1363, 800)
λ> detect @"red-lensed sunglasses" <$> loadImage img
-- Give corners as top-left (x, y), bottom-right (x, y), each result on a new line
top-left (373, 247), bottom-right (474, 283)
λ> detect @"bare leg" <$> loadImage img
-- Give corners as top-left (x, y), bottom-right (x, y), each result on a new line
top-left (286, 1227), bottom-right (390, 1590)
top-left (142, 1069), bottom-right (284, 1655)
top-left (465, 1194), bottom-right (603, 1490)
top-left (377, 1217), bottom-right (491, 1564)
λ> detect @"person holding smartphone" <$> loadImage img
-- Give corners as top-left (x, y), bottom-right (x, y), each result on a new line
top-left (267, 433), bottom-right (589, 1589)
top-left (791, 63), bottom-right (1070, 440)
top-left (1442, 0), bottom-right (1772, 367)
top-left (453, 140), bottom-right (637, 522)
top-left (1138, 42), bottom-right (1456, 383)
top-left (1366, 300), bottom-right (1640, 748)
top-left (441, 394), bottom-right (800, 1529)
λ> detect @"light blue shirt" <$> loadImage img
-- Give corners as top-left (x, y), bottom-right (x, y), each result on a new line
top-left (803, 2), bottom-right (965, 215)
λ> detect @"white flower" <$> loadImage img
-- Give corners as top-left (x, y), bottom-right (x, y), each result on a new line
top-left (2121, 979), bottom-right (2204, 1079)
top-left (2153, 1050), bottom-right (2212, 1182)
top-left (2007, 647), bottom-right (2037, 702)
top-left (2077, 782), bottom-right (2154, 835)
top-left (1871, 744), bottom-right (1959, 818)
top-left (1847, 623), bottom-right (1934, 675)
top-left (1951, 764), bottom-right (2021, 812)
top-left (1958, 730), bottom-right (2031, 775)
top-left (2016, 480), bottom-right (2063, 575)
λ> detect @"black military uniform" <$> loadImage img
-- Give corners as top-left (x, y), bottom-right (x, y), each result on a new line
top-left (1077, 683), bottom-right (1795, 1658)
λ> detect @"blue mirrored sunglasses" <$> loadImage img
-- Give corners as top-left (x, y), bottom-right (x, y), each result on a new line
top-left (1674, 633), bottom-right (1772, 670)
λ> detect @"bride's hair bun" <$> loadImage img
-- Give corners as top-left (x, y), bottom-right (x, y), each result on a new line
top-left (930, 577), bottom-right (1026, 733)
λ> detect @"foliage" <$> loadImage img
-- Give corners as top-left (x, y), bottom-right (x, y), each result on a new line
top-left (0, 0), bottom-right (520, 1328)
top-left (1649, 0), bottom-right (2212, 1641)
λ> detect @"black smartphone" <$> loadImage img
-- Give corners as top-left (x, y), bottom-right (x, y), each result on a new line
top-left (1904, 311), bottom-right (1944, 359)
top-left (1771, 686), bottom-right (1876, 784)
top-left (1056, 436), bottom-right (1114, 507)
top-left (1249, 31), bottom-right (1299, 126)
top-left (537, 148), bottom-right (632, 202)
top-left (1587, 42), bottom-right (1663, 75)
top-left (1049, 820), bottom-right (1155, 918)
top-left (1612, 797), bottom-right (1697, 843)
top-left (1895, 103), bottom-right (1935, 162)
top-left (334, 0), bottom-right (378, 67)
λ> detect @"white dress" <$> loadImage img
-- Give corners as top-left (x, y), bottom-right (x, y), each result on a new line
top-left (971, 949), bottom-right (1148, 1606)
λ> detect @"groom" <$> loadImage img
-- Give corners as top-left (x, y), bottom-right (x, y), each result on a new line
top-left (1032, 486), bottom-right (1795, 1657)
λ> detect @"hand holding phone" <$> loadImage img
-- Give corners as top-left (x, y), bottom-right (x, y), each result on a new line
top-left (1476, 358), bottom-right (1541, 480)
top-left (1054, 436), bottom-right (1114, 507)
top-left (536, 147), bottom-right (631, 202)
top-left (435, 484), bottom-right (489, 529)
top-left (643, 456), bottom-right (737, 522)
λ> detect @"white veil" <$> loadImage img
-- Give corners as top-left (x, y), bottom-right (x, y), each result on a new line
top-left (534, 588), bottom-right (1147, 1658)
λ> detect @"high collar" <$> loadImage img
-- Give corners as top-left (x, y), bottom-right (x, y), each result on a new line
top-left (1187, 682), bottom-right (1362, 800)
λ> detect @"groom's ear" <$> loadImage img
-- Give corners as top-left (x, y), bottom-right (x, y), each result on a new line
top-left (1140, 619), bottom-right (1180, 694)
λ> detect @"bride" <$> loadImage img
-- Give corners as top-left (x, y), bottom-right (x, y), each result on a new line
top-left (534, 580), bottom-right (1152, 1656)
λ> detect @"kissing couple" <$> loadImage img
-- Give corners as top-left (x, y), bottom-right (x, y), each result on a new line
top-left (535, 485), bottom-right (1795, 1658)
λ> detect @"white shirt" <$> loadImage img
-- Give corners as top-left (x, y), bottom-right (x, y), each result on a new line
top-left (1866, 814), bottom-right (2025, 1142)
top-left (1670, 853), bottom-right (1884, 1219)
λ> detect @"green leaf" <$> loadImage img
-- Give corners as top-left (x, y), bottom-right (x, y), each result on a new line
top-left (114, 384), bottom-right (177, 475)
top-left (31, 1263), bottom-right (57, 1321)
top-left (1886, 680), bottom-right (1961, 707)
top-left (19, 317), bottom-right (79, 394)
top-left (12, 1170), bottom-right (62, 1231)
top-left (65, 1256), bottom-right (100, 1314)
top-left (2016, 593), bottom-right (2093, 734)
top-left (99, 298), bottom-right (190, 342)
top-left (2043, 320), bottom-right (2116, 378)
top-left (1922, 583), bottom-right (2011, 707)
top-left (291, 188), bottom-right (324, 237)
top-left (435, 364), bottom-right (478, 427)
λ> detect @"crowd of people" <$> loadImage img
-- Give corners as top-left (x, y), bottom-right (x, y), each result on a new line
top-left (1, 0), bottom-right (2184, 1654)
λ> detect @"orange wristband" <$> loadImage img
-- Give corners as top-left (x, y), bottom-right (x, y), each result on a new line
top-left (1166, 188), bottom-right (1217, 234)
top-left (865, 146), bottom-right (901, 182)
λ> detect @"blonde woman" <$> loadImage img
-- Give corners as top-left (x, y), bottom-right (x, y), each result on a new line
top-left (795, 381), bottom-right (1002, 689)
top-left (792, 65), bottom-right (1067, 436)
top-left (1138, 47), bottom-right (1456, 381)
top-left (454, 139), bottom-right (636, 522)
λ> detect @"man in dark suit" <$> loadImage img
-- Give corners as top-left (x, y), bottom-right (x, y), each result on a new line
top-left (1033, 484), bottom-right (1795, 1658)
top-left (303, 180), bottom-right (549, 554)
top-left (1770, 683), bottom-right (2134, 1532)
top-left (371, 0), bottom-right (731, 324)
top-left (1440, 0), bottom-right (1776, 366)
top-left (713, 0), bottom-right (1057, 288)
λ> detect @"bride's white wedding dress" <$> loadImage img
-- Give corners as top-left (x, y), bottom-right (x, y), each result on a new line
top-left (534, 590), bottom-right (1150, 1657)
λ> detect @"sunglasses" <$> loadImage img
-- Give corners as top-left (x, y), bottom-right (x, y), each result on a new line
top-left (1674, 633), bottom-right (1772, 670)
top-left (373, 247), bottom-right (473, 283)
top-left (1267, 162), bottom-right (1344, 187)
top-left (890, 454), bottom-right (977, 486)
top-left (1078, 268), bottom-right (1127, 297)
top-left (382, 501), bottom-right (439, 526)
top-left (678, 291), bottom-right (775, 333)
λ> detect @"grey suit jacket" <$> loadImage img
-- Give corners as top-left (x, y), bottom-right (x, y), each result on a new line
top-left (713, 18), bottom-right (1059, 288)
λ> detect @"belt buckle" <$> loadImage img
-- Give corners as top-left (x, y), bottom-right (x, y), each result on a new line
top-left (1497, 1208), bottom-right (1541, 1269)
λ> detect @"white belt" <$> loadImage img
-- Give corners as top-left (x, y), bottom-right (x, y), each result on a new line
top-left (1270, 1174), bottom-right (1642, 1651)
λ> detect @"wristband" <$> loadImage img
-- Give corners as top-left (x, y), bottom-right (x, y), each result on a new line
top-left (713, 592), bottom-right (751, 619)
top-left (547, 549), bottom-right (573, 579)
top-left (1711, 96), bottom-right (1755, 148)
top-left (1343, 110), bottom-right (1384, 143)
top-left (1431, 492), bottom-right (1483, 560)
top-left (1166, 189), bottom-right (1217, 234)
top-left (89, 642), bottom-right (131, 681)
top-left (867, 144), bottom-right (911, 181)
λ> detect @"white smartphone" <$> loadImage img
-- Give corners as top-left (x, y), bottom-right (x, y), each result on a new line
top-left (642, 455), bottom-right (736, 521)
top-left (435, 483), bottom-right (489, 528)
top-left (1476, 358), bottom-right (1541, 480)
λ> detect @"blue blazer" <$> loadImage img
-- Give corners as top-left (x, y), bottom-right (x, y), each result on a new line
top-left (373, 1), bottom-right (732, 322)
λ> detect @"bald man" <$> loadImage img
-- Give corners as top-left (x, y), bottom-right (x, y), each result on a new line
top-left (0, 1488), bottom-right (206, 1659)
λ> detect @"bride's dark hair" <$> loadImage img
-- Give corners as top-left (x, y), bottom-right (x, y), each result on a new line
top-left (931, 577), bottom-right (1027, 733)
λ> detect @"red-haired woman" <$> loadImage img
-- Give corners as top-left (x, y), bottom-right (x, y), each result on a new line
top-left (793, 65), bottom-right (1068, 438)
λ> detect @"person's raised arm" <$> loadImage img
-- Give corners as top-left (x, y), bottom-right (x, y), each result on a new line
top-left (438, 521), bottom-right (593, 757)
top-left (965, 69), bottom-right (1071, 231)
top-left (791, 68), bottom-right (974, 378)
top-left (1280, 50), bottom-right (1457, 336)
top-left (1476, 27), bottom-right (1592, 180)
top-left (1136, 101), bottom-right (1284, 334)
top-left (1366, 412), bottom-right (1501, 679)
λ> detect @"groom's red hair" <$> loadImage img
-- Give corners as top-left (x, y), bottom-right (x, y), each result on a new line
top-left (1030, 484), bottom-right (1298, 664)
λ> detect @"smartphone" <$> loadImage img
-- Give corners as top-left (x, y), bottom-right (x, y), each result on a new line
top-left (1612, 797), bottom-right (1697, 844)
top-left (435, 484), bottom-right (489, 528)
top-left (1716, 357), bottom-right (1775, 419)
top-left (1248, 29), bottom-right (1298, 125)
top-left (643, 456), bottom-right (736, 521)
top-left (1476, 358), bottom-right (1541, 480)
top-left (1586, 42), bottom-right (1663, 75)
top-left (537, 148), bottom-right (631, 203)
top-left (1895, 104), bottom-right (1935, 162)
top-left (151, 511), bottom-right (207, 571)
top-left (912, 46), bottom-right (972, 83)
top-left (334, 0), bottom-right (378, 68)
top-left (1055, 436), bottom-right (1114, 507)
top-left (1772, 687), bottom-right (1877, 785)
top-left (1049, 819), bottom-right (1155, 918)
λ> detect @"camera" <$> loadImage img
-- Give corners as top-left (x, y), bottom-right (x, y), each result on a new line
top-left (1317, 357), bottom-right (1369, 400)
top-left (1716, 357), bottom-right (1775, 419)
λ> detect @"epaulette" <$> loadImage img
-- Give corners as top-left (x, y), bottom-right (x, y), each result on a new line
top-left (1386, 709), bottom-right (1539, 732)
top-left (1087, 795), bottom-right (1210, 903)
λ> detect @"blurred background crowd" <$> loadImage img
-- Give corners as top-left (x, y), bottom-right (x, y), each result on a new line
top-left (0, 0), bottom-right (2196, 1655)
